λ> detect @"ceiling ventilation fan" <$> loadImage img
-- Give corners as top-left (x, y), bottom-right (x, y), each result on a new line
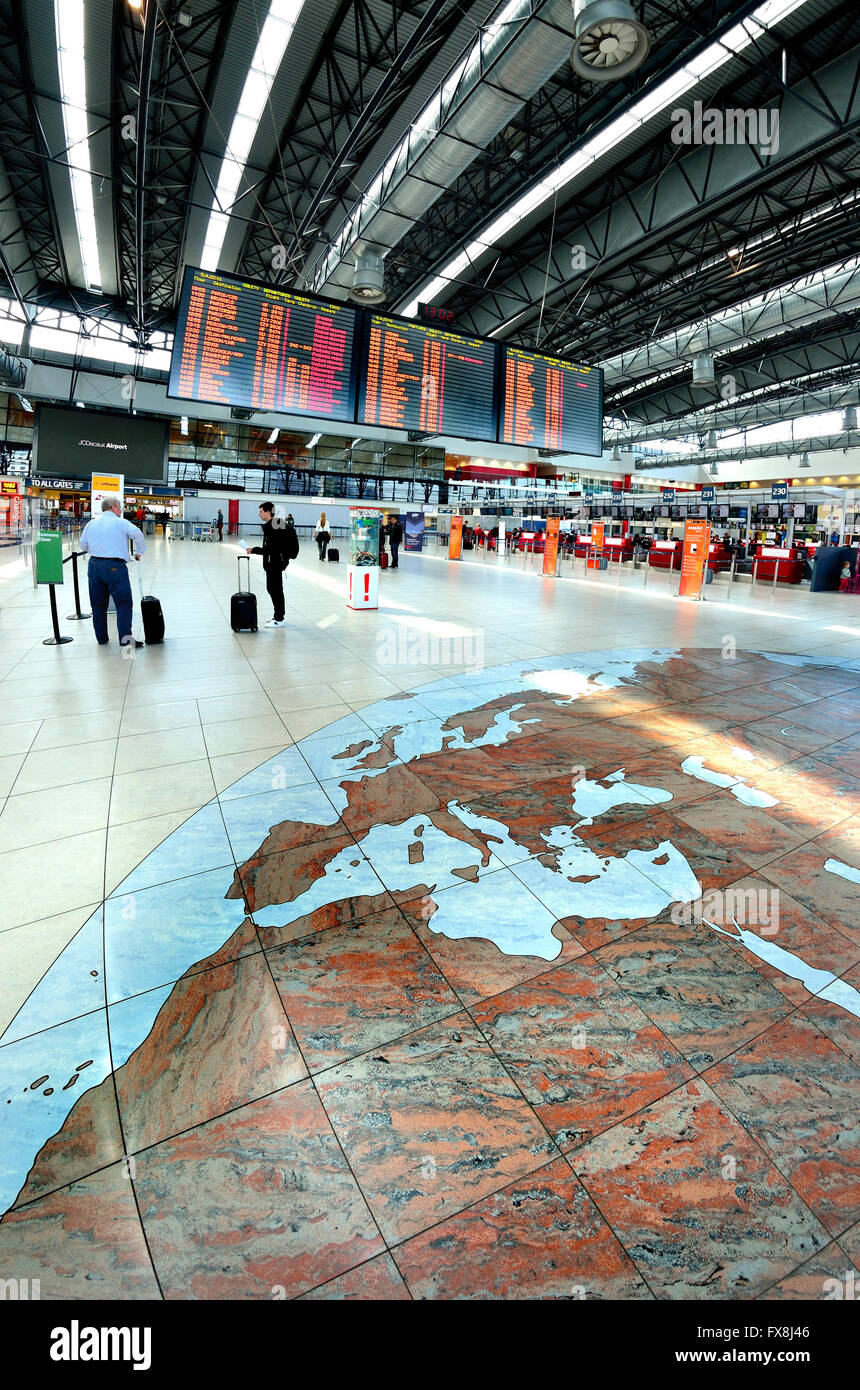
top-left (570, 0), bottom-right (650, 82)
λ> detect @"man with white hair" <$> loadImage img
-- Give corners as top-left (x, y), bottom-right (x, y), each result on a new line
top-left (79, 496), bottom-right (146, 648)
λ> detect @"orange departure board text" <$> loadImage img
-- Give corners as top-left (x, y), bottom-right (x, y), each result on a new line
top-left (501, 347), bottom-right (603, 457)
top-left (169, 268), bottom-right (359, 423)
top-left (359, 315), bottom-right (496, 441)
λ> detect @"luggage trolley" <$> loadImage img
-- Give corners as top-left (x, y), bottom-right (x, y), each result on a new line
top-left (192, 523), bottom-right (215, 542)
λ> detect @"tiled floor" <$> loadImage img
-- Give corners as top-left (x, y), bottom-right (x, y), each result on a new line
top-left (1, 535), bottom-right (859, 1299)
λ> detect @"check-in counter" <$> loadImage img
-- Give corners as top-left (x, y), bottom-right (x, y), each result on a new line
top-left (603, 536), bottom-right (634, 562)
top-left (517, 530), bottom-right (545, 553)
top-left (648, 539), bottom-right (683, 570)
top-left (754, 545), bottom-right (805, 584)
top-left (708, 542), bottom-right (733, 573)
top-left (573, 532), bottom-right (594, 558)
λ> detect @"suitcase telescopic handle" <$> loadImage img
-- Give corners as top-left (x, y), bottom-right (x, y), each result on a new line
top-left (238, 552), bottom-right (251, 587)
top-left (134, 554), bottom-right (144, 600)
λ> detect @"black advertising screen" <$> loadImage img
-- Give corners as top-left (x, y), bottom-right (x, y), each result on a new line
top-left (168, 268), bottom-right (359, 422)
top-left (33, 405), bottom-right (167, 483)
top-left (500, 347), bottom-right (603, 456)
top-left (358, 314), bottom-right (497, 441)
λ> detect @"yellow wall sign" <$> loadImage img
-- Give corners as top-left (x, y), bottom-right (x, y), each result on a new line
top-left (91, 474), bottom-right (123, 492)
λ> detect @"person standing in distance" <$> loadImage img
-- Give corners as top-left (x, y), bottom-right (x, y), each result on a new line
top-left (246, 502), bottom-right (294, 628)
top-left (216, 508), bottom-right (224, 541)
top-left (388, 514), bottom-right (403, 568)
top-left (314, 511), bottom-right (330, 561)
top-left (79, 496), bottom-right (146, 649)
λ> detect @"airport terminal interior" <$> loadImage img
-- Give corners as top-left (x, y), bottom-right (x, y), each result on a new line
top-left (0, 0), bottom-right (859, 1310)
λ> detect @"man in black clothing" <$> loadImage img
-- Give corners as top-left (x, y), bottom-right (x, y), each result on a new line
top-left (246, 502), bottom-right (293, 628)
top-left (389, 515), bottom-right (403, 568)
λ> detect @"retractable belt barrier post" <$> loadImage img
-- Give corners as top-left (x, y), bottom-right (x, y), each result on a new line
top-left (726, 552), bottom-right (736, 602)
top-left (64, 551), bottom-right (90, 621)
top-left (44, 582), bottom-right (73, 646)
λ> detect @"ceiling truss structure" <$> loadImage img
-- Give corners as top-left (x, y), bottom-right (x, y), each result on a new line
top-left (238, 0), bottom-right (473, 287)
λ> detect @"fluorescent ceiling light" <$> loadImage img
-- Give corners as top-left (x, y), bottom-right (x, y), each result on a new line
top-left (199, 0), bottom-right (304, 271)
top-left (306, 433), bottom-right (321, 448)
top-left (180, 416), bottom-right (189, 436)
top-left (76, 401), bottom-right (85, 409)
top-left (399, 0), bottom-right (811, 315)
top-left (54, 1), bottom-right (101, 291)
top-left (17, 396), bottom-right (33, 412)
top-left (267, 428), bottom-right (279, 444)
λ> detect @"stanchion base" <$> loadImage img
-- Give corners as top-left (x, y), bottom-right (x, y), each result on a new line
top-left (66, 612), bottom-right (91, 621)
top-left (43, 635), bottom-right (73, 645)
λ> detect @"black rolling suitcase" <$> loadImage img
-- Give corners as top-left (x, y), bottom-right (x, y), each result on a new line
top-left (135, 562), bottom-right (165, 644)
top-left (327, 548), bottom-right (339, 562)
top-left (231, 555), bottom-right (258, 632)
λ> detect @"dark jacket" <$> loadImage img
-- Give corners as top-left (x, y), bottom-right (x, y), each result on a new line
top-left (389, 520), bottom-right (403, 545)
top-left (251, 519), bottom-right (292, 572)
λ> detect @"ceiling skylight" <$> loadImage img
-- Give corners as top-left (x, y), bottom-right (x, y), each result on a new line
top-left (54, 0), bottom-right (101, 291)
top-left (199, 0), bottom-right (305, 271)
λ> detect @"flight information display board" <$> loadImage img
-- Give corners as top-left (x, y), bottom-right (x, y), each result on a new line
top-left (358, 314), bottom-right (497, 441)
top-left (168, 268), bottom-right (360, 422)
top-left (500, 347), bottom-right (603, 456)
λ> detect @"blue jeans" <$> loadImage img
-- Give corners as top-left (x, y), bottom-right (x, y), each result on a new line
top-left (88, 557), bottom-right (133, 644)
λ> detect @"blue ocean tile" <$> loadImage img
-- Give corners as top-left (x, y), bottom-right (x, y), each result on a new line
top-left (0, 1009), bottom-right (114, 1216)
top-left (359, 695), bottom-right (446, 731)
top-left (1, 908), bottom-right (105, 1046)
top-left (423, 868), bottom-right (563, 961)
top-left (112, 801), bottom-right (234, 895)
top-left (218, 745), bottom-right (316, 802)
top-left (299, 728), bottom-right (397, 782)
top-left (104, 868), bottom-right (253, 1006)
top-left (352, 814), bottom-right (507, 894)
top-left (296, 711), bottom-right (376, 746)
top-left (251, 852), bottom-right (386, 929)
top-left (220, 783), bottom-right (344, 860)
top-left (108, 984), bottom-right (173, 1070)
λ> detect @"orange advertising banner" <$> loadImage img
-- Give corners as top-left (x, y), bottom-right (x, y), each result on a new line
top-left (587, 520), bottom-right (605, 570)
top-left (448, 514), bottom-right (463, 561)
top-left (679, 520), bottom-right (711, 599)
top-left (542, 517), bottom-right (560, 576)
